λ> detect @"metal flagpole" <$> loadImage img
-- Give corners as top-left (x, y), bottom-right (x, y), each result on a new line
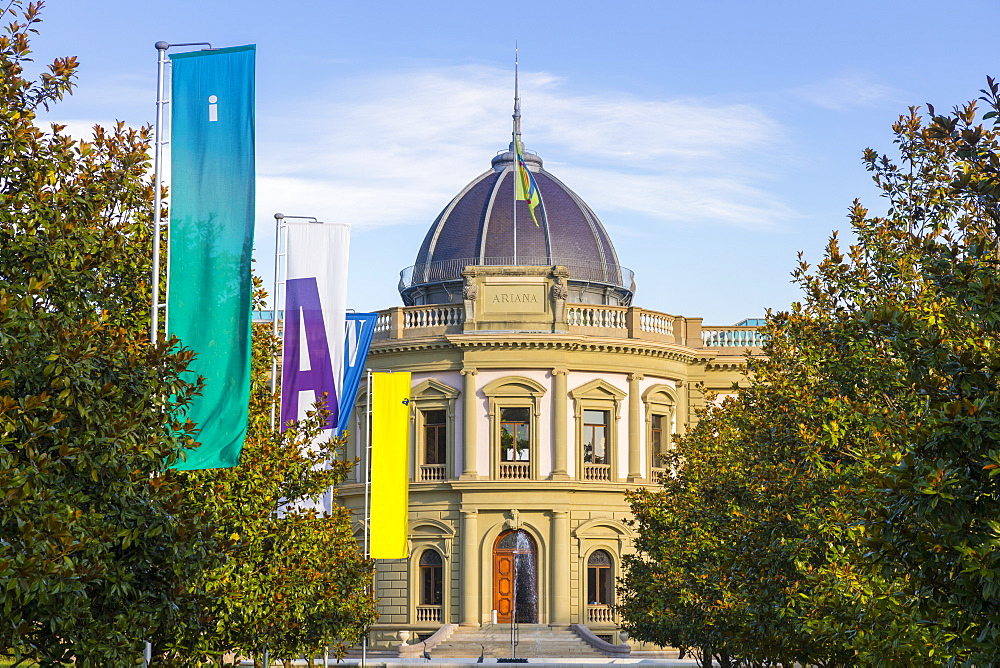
top-left (271, 213), bottom-right (284, 429)
top-left (149, 41), bottom-right (213, 345)
top-left (363, 368), bottom-right (373, 668)
top-left (512, 44), bottom-right (518, 266)
top-left (150, 41), bottom-right (168, 343)
top-left (145, 40), bottom-right (213, 668)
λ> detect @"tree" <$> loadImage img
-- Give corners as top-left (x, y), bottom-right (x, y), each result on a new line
top-left (0, 2), bottom-right (219, 665)
top-left (157, 278), bottom-right (377, 665)
top-left (622, 81), bottom-right (1000, 666)
top-left (0, 4), bottom-right (375, 665)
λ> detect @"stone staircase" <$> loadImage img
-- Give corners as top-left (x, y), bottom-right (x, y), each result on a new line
top-left (425, 624), bottom-right (606, 659)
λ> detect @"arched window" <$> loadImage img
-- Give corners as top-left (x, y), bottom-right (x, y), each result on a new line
top-left (419, 549), bottom-right (443, 606)
top-left (587, 549), bottom-right (613, 606)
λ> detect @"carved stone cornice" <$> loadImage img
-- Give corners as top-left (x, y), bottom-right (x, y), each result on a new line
top-left (367, 332), bottom-right (726, 368)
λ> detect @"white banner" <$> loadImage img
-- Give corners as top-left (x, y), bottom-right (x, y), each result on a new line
top-left (279, 221), bottom-right (350, 433)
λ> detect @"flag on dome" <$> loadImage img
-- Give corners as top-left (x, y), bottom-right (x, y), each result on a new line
top-left (514, 139), bottom-right (541, 227)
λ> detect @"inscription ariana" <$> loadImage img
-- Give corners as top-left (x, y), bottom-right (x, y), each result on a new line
top-left (491, 292), bottom-right (540, 304)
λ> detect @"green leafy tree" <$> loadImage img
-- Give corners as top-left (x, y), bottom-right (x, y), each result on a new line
top-left (623, 81), bottom-right (1000, 666)
top-left (155, 278), bottom-right (377, 666)
top-left (0, 4), bottom-right (374, 666)
top-left (0, 2), bottom-right (219, 665)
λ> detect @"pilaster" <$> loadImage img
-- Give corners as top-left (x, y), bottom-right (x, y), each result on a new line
top-left (627, 372), bottom-right (643, 482)
top-left (460, 367), bottom-right (479, 480)
top-left (460, 509), bottom-right (479, 625)
top-left (551, 367), bottom-right (570, 480)
top-left (550, 510), bottom-right (570, 625)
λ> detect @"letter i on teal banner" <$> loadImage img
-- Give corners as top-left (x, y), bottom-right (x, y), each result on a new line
top-left (168, 45), bottom-right (255, 469)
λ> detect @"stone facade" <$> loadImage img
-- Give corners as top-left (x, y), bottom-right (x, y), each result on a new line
top-left (337, 265), bottom-right (763, 650)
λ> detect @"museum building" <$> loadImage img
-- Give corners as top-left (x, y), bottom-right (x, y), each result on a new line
top-left (337, 125), bottom-right (765, 650)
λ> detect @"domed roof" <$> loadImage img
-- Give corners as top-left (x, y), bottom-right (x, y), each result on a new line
top-left (399, 145), bottom-right (634, 306)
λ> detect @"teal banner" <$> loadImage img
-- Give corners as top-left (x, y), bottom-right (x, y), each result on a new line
top-left (168, 45), bottom-right (255, 469)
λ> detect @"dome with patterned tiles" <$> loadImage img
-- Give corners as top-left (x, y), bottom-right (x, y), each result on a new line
top-left (398, 142), bottom-right (634, 307)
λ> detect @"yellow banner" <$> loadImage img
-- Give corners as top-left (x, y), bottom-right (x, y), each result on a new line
top-left (370, 371), bottom-right (411, 559)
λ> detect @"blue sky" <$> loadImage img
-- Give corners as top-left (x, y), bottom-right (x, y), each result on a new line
top-left (28, 0), bottom-right (1000, 324)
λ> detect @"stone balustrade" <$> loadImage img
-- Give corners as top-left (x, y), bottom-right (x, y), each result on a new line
top-left (583, 463), bottom-right (612, 481)
top-left (365, 303), bottom-right (764, 350)
top-left (498, 462), bottom-right (531, 480)
top-left (419, 464), bottom-right (446, 481)
top-left (587, 605), bottom-right (616, 624)
top-left (701, 326), bottom-right (768, 348)
top-left (415, 605), bottom-right (442, 623)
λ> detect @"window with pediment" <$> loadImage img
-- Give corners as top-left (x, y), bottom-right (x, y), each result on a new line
top-left (570, 379), bottom-right (625, 482)
top-left (643, 384), bottom-right (677, 483)
top-left (482, 376), bottom-right (546, 480)
top-left (410, 379), bottom-right (459, 482)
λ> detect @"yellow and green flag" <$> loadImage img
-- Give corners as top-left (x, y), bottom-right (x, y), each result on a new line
top-left (514, 139), bottom-right (542, 227)
top-left (370, 371), bottom-right (411, 559)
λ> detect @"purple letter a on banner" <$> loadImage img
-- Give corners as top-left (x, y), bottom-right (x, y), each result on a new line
top-left (280, 277), bottom-right (336, 430)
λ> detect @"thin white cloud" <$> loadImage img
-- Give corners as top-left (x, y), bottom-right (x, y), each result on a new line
top-left (794, 73), bottom-right (896, 110)
top-left (41, 64), bottom-right (797, 233)
top-left (260, 64), bottom-right (795, 232)
top-left (558, 167), bottom-right (796, 231)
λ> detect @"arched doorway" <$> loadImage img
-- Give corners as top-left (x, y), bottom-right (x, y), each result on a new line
top-left (492, 529), bottom-right (538, 623)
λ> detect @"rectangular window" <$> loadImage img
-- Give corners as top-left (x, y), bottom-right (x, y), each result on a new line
top-left (500, 407), bottom-right (530, 462)
top-left (423, 409), bottom-right (446, 465)
top-left (583, 409), bottom-right (608, 465)
top-left (651, 414), bottom-right (663, 468)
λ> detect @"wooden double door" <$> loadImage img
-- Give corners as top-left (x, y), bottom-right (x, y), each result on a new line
top-left (492, 529), bottom-right (538, 623)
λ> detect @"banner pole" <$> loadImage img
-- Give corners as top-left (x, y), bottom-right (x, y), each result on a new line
top-left (271, 213), bottom-right (285, 430)
top-left (150, 41), bottom-right (168, 343)
top-left (150, 40), bottom-right (214, 343)
top-left (512, 44), bottom-right (519, 266)
top-left (363, 368), bottom-right (372, 668)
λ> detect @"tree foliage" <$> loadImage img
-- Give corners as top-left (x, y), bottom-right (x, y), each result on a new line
top-left (0, 3), bottom-right (218, 665)
top-left (0, 3), bottom-right (375, 665)
top-left (622, 81), bottom-right (1000, 666)
top-left (157, 279), bottom-right (377, 665)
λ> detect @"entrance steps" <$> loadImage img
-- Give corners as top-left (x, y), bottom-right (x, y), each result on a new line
top-left (425, 624), bottom-right (606, 659)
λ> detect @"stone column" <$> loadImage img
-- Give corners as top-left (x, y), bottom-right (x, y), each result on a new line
top-left (460, 509), bottom-right (479, 625)
top-left (550, 510), bottom-right (570, 625)
top-left (627, 373), bottom-right (643, 482)
top-left (551, 368), bottom-right (569, 480)
top-left (460, 367), bottom-right (478, 480)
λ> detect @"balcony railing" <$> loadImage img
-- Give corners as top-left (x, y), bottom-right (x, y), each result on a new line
top-left (365, 304), bottom-right (763, 351)
top-left (399, 257), bottom-right (635, 292)
top-left (499, 462), bottom-right (530, 480)
top-left (419, 464), bottom-right (447, 481)
top-left (702, 326), bottom-right (768, 348)
top-left (588, 605), bottom-right (616, 624)
top-left (583, 464), bottom-right (611, 481)
top-left (405, 305), bottom-right (463, 329)
top-left (416, 605), bottom-right (442, 623)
